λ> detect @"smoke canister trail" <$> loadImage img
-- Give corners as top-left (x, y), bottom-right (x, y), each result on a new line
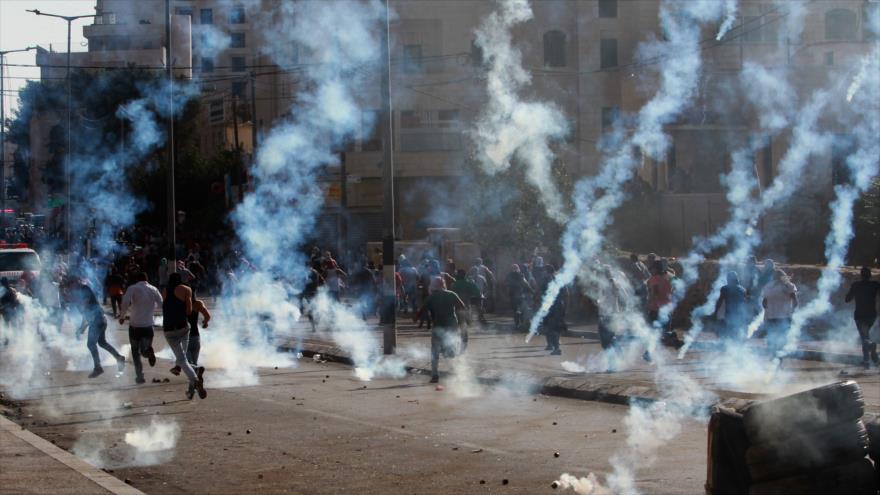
top-left (226, 1), bottom-right (404, 379)
top-left (473, 0), bottom-right (570, 223)
top-left (778, 45), bottom-right (880, 360)
top-left (716, 0), bottom-right (739, 40)
top-left (527, 0), bottom-right (729, 341)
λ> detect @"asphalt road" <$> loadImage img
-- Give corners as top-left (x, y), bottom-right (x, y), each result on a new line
top-left (3, 350), bottom-right (707, 495)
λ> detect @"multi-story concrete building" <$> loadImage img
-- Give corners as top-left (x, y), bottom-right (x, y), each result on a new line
top-left (26, 0), bottom-right (877, 262)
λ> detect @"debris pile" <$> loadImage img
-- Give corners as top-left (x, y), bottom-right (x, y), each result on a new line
top-left (707, 381), bottom-right (879, 495)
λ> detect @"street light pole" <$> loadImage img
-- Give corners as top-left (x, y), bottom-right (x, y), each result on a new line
top-left (165, 0), bottom-right (177, 271)
top-left (0, 46), bottom-right (36, 228)
top-left (380, 0), bottom-right (396, 354)
top-left (26, 9), bottom-right (96, 253)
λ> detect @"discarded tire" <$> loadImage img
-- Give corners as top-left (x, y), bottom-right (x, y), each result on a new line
top-left (745, 419), bottom-right (869, 483)
top-left (742, 381), bottom-right (864, 441)
top-left (748, 457), bottom-right (878, 495)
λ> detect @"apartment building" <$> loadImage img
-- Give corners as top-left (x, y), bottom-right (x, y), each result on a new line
top-left (28, 0), bottom-right (877, 261)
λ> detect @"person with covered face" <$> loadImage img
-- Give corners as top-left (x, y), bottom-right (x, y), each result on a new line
top-left (64, 277), bottom-right (125, 378)
top-left (762, 268), bottom-right (797, 359)
top-left (415, 277), bottom-right (466, 384)
top-left (845, 267), bottom-right (880, 369)
top-left (715, 271), bottom-right (749, 341)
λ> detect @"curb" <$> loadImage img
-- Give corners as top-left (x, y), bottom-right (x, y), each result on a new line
top-left (0, 414), bottom-right (144, 495)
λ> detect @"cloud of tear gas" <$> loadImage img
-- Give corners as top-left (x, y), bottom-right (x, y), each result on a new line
top-left (218, 0), bottom-right (402, 382)
top-left (193, 24), bottom-right (231, 60)
top-left (309, 290), bottom-right (407, 381)
top-left (473, 0), bottom-right (570, 223)
top-left (528, 0), bottom-right (728, 341)
top-left (124, 416), bottom-right (181, 466)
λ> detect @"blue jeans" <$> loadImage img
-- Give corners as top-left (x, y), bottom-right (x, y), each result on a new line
top-left (164, 327), bottom-right (198, 385)
top-left (87, 316), bottom-right (122, 369)
top-left (186, 334), bottom-right (201, 366)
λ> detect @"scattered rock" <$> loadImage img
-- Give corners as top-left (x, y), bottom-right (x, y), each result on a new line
top-left (479, 480), bottom-right (486, 485)
top-left (612, 429), bottom-right (617, 433)
top-left (162, 378), bottom-right (170, 383)
top-left (322, 379), bottom-right (326, 383)
top-left (452, 447), bottom-right (459, 451)
top-left (162, 401), bottom-right (166, 405)
top-left (124, 479), bottom-right (132, 485)
top-left (551, 481), bottom-right (560, 489)
top-left (246, 429), bottom-right (252, 434)
top-left (554, 452), bottom-right (560, 458)
top-left (502, 479), bottom-right (509, 485)
top-left (362, 385), bottom-right (367, 389)
top-left (227, 432), bottom-right (232, 436)
top-left (258, 474), bottom-right (263, 480)
top-left (325, 375), bottom-right (330, 379)
top-left (120, 402), bottom-right (133, 410)
top-left (400, 425), bottom-right (405, 429)
top-left (291, 396), bottom-right (295, 400)
top-left (274, 366), bottom-right (278, 370)
top-left (471, 448), bottom-right (483, 453)
top-left (395, 395), bottom-right (400, 398)
top-left (552, 422), bottom-right (557, 426)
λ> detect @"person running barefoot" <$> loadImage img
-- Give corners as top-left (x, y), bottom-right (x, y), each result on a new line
top-left (163, 273), bottom-right (206, 399)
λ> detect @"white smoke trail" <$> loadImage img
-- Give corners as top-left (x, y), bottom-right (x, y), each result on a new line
top-left (473, 0), bottom-right (570, 223)
top-left (715, 0), bottom-right (739, 40)
top-left (779, 44), bottom-right (880, 358)
top-left (225, 0), bottom-right (403, 382)
top-left (528, 0), bottom-right (728, 341)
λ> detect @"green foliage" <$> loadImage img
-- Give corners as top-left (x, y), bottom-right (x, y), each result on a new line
top-left (461, 156), bottom-right (573, 261)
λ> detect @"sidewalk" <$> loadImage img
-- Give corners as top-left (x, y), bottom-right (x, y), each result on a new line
top-left (0, 414), bottom-right (143, 495)
top-left (287, 315), bottom-right (880, 413)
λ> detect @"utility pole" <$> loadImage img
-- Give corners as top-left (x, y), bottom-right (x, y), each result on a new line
top-left (0, 46), bottom-right (35, 228)
top-left (232, 92), bottom-right (244, 202)
top-left (164, 0), bottom-right (177, 271)
top-left (379, 0), bottom-right (396, 353)
top-left (27, 9), bottom-right (96, 253)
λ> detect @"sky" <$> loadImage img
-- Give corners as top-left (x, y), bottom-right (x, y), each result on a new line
top-left (1, 0), bottom-right (93, 115)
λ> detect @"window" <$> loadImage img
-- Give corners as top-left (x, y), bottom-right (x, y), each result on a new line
top-left (598, 0), bottom-right (617, 19)
top-left (209, 99), bottom-right (224, 125)
top-left (825, 8), bottom-right (858, 41)
top-left (175, 6), bottom-right (193, 17)
top-left (201, 58), bottom-right (215, 73)
top-left (231, 81), bottom-right (247, 97)
top-left (543, 30), bottom-right (566, 67)
top-left (228, 5), bottom-right (246, 24)
top-left (403, 45), bottom-right (423, 73)
top-left (601, 107), bottom-right (620, 130)
top-left (231, 32), bottom-right (246, 49)
top-left (600, 38), bottom-right (618, 68)
top-left (200, 8), bottom-right (213, 25)
top-left (866, 3), bottom-right (880, 41)
top-left (231, 56), bottom-right (246, 72)
top-left (832, 134), bottom-right (854, 186)
top-left (399, 109), bottom-right (462, 152)
top-left (824, 51), bottom-right (834, 66)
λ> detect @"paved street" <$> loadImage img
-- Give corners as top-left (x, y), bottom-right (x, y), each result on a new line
top-left (2, 308), bottom-right (878, 494)
top-left (2, 349), bottom-right (706, 495)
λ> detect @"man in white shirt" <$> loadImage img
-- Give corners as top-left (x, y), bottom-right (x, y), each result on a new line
top-left (118, 271), bottom-right (164, 384)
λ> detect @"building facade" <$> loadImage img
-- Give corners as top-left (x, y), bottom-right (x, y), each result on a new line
top-left (26, 0), bottom-right (878, 262)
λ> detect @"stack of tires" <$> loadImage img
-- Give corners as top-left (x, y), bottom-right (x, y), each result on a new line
top-left (706, 381), bottom-right (880, 495)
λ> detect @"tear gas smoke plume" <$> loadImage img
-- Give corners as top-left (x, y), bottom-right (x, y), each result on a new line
top-left (528, 0), bottom-right (729, 341)
top-left (779, 42), bottom-right (880, 359)
top-left (124, 416), bottom-right (181, 466)
top-left (473, 0), bottom-right (570, 223)
top-left (223, 0), bottom-right (404, 381)
top-left (715, 0), bottom-right (738, 40)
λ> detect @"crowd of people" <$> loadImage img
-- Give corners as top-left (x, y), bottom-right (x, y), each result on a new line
top-left (2, 235), bottom-right (878, 392)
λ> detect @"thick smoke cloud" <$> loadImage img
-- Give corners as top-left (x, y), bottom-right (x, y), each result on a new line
top-left (473, 0), bottom-right (570, 223)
